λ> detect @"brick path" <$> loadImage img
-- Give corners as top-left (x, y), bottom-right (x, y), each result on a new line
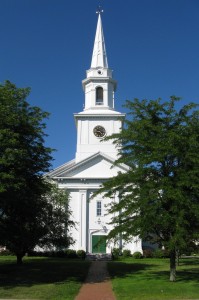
top-left (75, 261), bottom-right (116, 300)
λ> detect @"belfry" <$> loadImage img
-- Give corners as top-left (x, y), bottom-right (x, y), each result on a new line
top-left (49, 12), bottom-right (142, 254)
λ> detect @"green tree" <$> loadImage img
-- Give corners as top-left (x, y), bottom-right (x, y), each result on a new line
top-left (0, 81), bottom-right (73, 264)
top-left (95, 96), bottom-right (199, 281)
top-left (39, 184), bottom-right (74, 250)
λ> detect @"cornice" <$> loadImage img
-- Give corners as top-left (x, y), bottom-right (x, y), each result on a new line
top-left (82, 77), bottom-right (117, 90)
top-left (74, 113), bottom-right (125, 119)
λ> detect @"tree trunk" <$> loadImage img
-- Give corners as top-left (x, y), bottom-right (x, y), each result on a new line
top-left (169, 250), bottom-right (176, 281)
top-left (16, 254), bottom-right (23, 265)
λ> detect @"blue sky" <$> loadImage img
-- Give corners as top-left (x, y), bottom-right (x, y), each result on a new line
top-left (0, 0), bottom-right (199, 169)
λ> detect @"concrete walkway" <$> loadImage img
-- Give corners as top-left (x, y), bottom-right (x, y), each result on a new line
top-left (75, 261), bottom-right (116, 300)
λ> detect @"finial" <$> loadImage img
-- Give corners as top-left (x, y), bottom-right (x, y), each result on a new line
top-left (96, 5), bottom-right (104, 14)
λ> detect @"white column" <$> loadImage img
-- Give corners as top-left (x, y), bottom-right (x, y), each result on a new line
top-left (78, 190), bottom-right (87, 251)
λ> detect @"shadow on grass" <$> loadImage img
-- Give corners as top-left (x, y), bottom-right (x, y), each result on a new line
top-left (150, 269), bottom-right (199, 285)
top-left (108, 258), bottom-right (199, 284)
top-left (179, 257), bottom-right (199, 266)
top-left (0, 258), bottom-right (91, 289)
top-left (176, 270), bottom-right (199, 282)
top-left (108, 261), bottom-right (155, 278)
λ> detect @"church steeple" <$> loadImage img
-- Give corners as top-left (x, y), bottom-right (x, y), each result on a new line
top-left (74, 10), bottom-right (125, 163)
top-left (82, 11), bottom-right (117, 111)
top-left (91, 13), bottom-right (108, 69)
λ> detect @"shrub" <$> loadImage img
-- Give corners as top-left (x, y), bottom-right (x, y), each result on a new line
top-left (153, 249), bottom-right (170, 258)
top-left (55, 250), bottom-right (66, 258)
top-left (28, 250), bottom-right (46, 257)
top-left (77, 250), bottom-right (86, 260)
top-left (28, 251), bottom-right (50, 257)
top-left (153, 249), bottom-right (164, 258)
top-left (65, 249), bottom-right (77, 258)
top-left (112, 248), bottom-right (121, 259)
top-left (162, 249), bottom-right (170, 258)
top-left (0, 249), bottom-right (13, 256)
top-left (43, 251), bottom-right (52, 257)
top-left (143, 249), bottom-right (154, 258)
top-left (132, 251), bottom-right (143, 259)
top-left (28, 250), bottom-right (69, 258)
top-left (122, 249), bottom-right (131, 257)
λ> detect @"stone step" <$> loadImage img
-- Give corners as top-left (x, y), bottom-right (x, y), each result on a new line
top-left (86, 253), bottom-right (112, 261)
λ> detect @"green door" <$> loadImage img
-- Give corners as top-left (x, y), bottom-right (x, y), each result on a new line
top-left (92, 235), bottom-right (106, 253)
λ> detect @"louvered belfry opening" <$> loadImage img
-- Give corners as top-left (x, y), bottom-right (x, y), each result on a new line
top-left (96, 87), bottom-right (103, 105)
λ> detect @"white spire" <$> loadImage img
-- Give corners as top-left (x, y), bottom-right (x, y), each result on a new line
top-left (91, 13), bottom-right (108, 68)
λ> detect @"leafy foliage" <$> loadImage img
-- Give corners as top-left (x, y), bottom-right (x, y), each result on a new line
top-left (122, 249), bottom-right (132, 257)
top-left (132, 251), bottom-right (143, 259)
top-left (0, 81), bottom-right (52, 193)
top-left (111, 247), bottom-right (121, 259)
top-left (95, 96), bottom-right (199, 280)
top-left (0, 81), bottom-right (73, 264)
top-left (39, 185), bottom-right (74, 250)
top-left (142, 249), bottom-right (154, 258)
top-left (65, 249), bottom-right (77, 258)
top-left (76, 250), bottom-right (86, 260)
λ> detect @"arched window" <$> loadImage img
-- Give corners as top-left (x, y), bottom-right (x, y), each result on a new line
top-left (96, 87), bottom-right (103, 105)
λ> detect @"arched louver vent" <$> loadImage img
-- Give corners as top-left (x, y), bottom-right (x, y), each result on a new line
top-left (96, 87), bottom-right (103, 105)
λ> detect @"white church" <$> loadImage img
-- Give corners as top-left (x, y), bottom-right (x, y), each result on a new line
top-left (48, 12), bottom-right (142, 255)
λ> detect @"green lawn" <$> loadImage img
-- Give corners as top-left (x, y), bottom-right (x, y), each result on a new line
top-left (108, 257), bottom-right (199, 300)
top-left (0, 256), bottom-right (90, 300)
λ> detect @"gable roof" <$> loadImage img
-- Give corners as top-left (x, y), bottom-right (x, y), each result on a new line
top-left (47, 152), bottom-right (129, 179)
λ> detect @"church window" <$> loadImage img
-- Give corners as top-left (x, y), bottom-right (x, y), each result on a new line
top-left (96, 87), bottom-right (103, 105)
top-left (96, 201), bottom-right (102, 216)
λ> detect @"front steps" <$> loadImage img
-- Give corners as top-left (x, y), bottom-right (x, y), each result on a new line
top-left (86, 253), bottom-right (112, 261)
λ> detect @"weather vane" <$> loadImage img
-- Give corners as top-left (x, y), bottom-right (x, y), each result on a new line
top-left (96, 5), bottom-right (104, 14)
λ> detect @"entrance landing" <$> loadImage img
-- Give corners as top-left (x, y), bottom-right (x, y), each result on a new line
top-left (86, 253), bottom-right (112, 261)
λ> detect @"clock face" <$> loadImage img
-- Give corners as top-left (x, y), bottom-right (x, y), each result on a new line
top-left (93, 125), bottom-right (106, 138)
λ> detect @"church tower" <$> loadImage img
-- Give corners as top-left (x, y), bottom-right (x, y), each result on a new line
top-left (74, 12), bottom-right (125, 162)
top-left (48, 11), bottom-right (142, 255)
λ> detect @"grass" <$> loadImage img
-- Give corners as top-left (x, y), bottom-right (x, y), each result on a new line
top-left (1, 256), bottom-right (198, 300)
top-left (0, 256), bottom-right (91, 300)
top-left (108, 257), bottom-right (199, 300)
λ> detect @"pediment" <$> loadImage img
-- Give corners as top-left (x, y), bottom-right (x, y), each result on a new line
top-left (48, 152), bottom-right (129, 179)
